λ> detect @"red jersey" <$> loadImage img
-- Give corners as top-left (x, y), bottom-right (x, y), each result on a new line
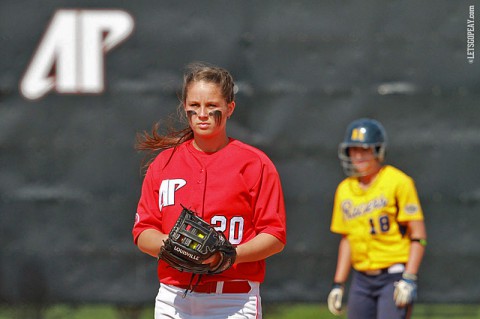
top-left (133, 138), bottom-right (287, 285)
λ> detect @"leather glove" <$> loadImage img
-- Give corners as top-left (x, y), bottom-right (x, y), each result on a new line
top-left (394, 273), bottom-right (417, 307)
top-left (327, 283), bottom-right (345, 316)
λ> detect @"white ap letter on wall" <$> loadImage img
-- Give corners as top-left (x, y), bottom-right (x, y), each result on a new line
top-left (20, 9), bottom-right (134, 100)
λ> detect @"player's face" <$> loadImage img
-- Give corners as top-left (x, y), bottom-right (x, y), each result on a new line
top-left (184, 81), bottom-right (235, 138)
top-left (349, 147), bottom-right (379, 175)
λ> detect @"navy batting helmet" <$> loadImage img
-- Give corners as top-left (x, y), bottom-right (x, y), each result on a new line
top-left (338, 118), bottom-right (387, 176)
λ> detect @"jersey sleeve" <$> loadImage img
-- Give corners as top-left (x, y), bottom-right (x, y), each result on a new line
top-left (132, 161), bottom-right (163, 244)
top-left (251, 159), bottom-right (287, 244)
top-left (330, 184), bottom-right (348, 235)
top-left (396, 176), bottom-right (424, 222)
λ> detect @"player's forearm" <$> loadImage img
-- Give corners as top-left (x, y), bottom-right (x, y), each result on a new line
top-left (234, 233), bottom-right (284, 264)
top-left (405, 220), bottom-right (427, 275)
top-left (405, 241), bottom-right (426, 275)
top-left (137, 228), bottom-right (168, 258)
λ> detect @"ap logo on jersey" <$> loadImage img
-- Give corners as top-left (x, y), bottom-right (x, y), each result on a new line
top-left (159, 179), bottom-right (187, 211)
top-left (20, 9), bottom-right (134, 100)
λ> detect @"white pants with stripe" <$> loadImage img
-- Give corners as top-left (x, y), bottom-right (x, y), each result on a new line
top-left (154, 282), bottom-right (262, 319)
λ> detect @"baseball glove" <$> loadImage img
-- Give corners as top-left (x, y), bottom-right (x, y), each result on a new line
top-left (158, 206), bottom-right (237, 274)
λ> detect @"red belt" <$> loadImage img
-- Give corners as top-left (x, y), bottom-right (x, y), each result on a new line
top-left (174, 281), bottom-right (251, 294)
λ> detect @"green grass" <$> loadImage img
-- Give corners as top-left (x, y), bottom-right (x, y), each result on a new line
top-left (264, 303), bottom-right (480, 319)
top-left (265, 303), bottom-right (337, 318)
top-left (1, 303), bottom-right (479, 319)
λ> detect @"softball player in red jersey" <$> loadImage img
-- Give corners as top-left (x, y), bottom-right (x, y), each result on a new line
top-left (327, 118), bottom-right (427, 319)
top-left (132, 62), bottom-right (287, 319)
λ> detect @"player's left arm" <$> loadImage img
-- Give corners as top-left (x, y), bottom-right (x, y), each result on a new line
top-left (234, 233), bottom-right (285, 264)
top-left (405, 220), bottom-right (427, 275)
top-left (237, 159), bottom-right (286, 264)
top-left (394, 219), bottom-right (427, 307)
top-left (394, 175), bottom-right (427, 307)
top-left (203, 233), bottom-right (284, 267)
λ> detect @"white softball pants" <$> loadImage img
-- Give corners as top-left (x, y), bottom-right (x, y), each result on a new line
top-left (154, 281), bottom-right (262, 319)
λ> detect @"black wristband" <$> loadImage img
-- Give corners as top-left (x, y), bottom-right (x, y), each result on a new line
top-left (411, 238), bottom-right (427, 246)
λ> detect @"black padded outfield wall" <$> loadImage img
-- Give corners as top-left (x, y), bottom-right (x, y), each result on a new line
top-left (1, 0), bottom-right (479, 305)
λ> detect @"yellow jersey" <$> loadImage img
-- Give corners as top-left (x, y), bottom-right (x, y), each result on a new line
top-left (330, 165), bottom-right (424, 271)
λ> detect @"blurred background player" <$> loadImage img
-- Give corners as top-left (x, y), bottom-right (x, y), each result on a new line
top-left (327, 118), bottom-right (427, 319)
top-left (132, 62), bottom-right (287, 319)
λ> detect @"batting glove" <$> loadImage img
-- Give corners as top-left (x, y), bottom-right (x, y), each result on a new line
top-left (394, 273), bottom-right (417, 308)
top-left (327, 283), bottom-right (345, 316)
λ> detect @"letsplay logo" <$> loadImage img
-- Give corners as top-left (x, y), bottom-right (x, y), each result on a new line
top-left (20, 9), bottom-right (134, 100)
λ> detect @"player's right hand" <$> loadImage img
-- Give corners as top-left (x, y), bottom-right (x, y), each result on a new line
top-left (327, 283), bottom-right (345, 316)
